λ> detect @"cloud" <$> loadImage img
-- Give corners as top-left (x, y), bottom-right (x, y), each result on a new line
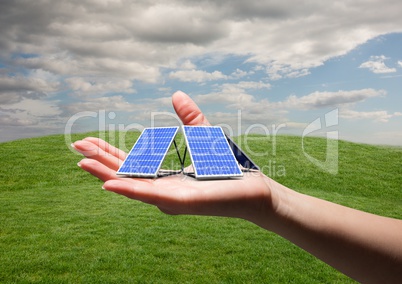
top-left (130, 4), bottom-right (229, 44)
top-left (66, 77), bottom-right (135, 96)
top-left (169, 67), bottom-right (254, 83)
top-left (228, 81), bottom-right (271, 90)
top-left (193, 87), bottom-right (391, 130)
top-left (0, 71), bottom-right (60, 104)
top-left (230, 68), bottom-right (250, 79)
top-left (62, 94), bottom-right (176, 124)
top-left (15, 54), bottom-right (76, 76)
top-left (1, 1), bottom-right (402, 142)
top-left (195, 81), bottom-right (271, 107)
top-left (1, 99), bottom-right (62, 117)
top-left (282, 89), bottom-right (386, 110)
top-left (196, 92), bottom-right (255, 107)
top-left (2, 0), bottom-right (402, 84)
top-left (340, 109), bottom-right (402, 123)
top-left (197, 87), bottom-right (384, 111)
top-left (0, 98), bottom-right (63, 139)
top-left (0, 76), bottom-right (56, 93)
top-left (264, 64), bottom-right (312, 80)
top-left (178, 60), bottom-right (197, 70)
top-left (63, 95), bottom-right (137, 114)
top-left (169, 70), bottom-right (228, 83)
top-left (359, 55), bottom-right (397, 74)
top-left (0, 113), bottom-right (35, 126)
top-left (194, 81), bottom-right (281, 127)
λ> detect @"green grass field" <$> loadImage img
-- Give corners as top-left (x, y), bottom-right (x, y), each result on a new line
top-left (1, 131), bottom-right (401, 283)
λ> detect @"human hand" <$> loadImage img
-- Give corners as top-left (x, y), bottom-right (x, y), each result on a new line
top-left (73, 91), bottom-right (279, 228)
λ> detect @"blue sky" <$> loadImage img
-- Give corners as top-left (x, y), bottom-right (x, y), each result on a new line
top-left (0, 1), bottom-right (401, 145)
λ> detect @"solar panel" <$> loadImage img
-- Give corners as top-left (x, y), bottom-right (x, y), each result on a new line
top-left (117, 126), bottom-right (179, 177)
top-left (226, 135), bottom-right (259, 170)
top-left (182, 126), bottom-right (243, 179)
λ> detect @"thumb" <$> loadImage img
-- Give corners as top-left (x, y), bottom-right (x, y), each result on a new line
top-left (172, 91), bottom-right (210, 126)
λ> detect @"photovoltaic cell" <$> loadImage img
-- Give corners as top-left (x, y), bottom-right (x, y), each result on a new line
top-left (117, 126), bottom-right (179, 177)
top-left (183, 126), bottom-right (243, 179)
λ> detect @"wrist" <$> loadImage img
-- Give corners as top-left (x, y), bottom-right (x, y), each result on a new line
top-left (249, 175), bottom-right (299, 233)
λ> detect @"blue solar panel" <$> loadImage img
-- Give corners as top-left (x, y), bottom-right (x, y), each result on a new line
top-left (183, 126), bottom-right (243, 179)
top-left (117, 127), bottom-right (179, 177)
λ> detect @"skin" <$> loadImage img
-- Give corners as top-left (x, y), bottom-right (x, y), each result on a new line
top-left (73, 91), bottom-right (402, 283)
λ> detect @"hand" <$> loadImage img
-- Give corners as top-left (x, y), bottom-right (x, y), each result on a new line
top-left (73, 91), bottom-right (278, 228)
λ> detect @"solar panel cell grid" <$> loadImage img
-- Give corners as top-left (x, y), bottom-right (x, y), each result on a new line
top-left (117, 126), bottom-right (179, 177)
top-left (183, 126), bottom-right (243, 179)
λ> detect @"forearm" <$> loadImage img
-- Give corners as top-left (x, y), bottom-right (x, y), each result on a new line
top-left (256, 179), bottom-right (402, 283)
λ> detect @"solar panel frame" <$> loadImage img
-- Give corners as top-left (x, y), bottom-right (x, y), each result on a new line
top-left (117, 126), bottom-right (179, 177)
top-left (182, 125), bottom-right (243, 179)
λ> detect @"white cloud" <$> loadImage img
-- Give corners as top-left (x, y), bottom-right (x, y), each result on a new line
top-left (398, 61), bottom-right (402, 68)
top-left (0, 72), bottom-right (60, 104)
top-left (194, 87), bottom-right (391, 131)
top-left (0, 113), bottom-right (35, 126)
top-left (282, 89), bottom-right (386, 110)
top-left (197, 87), bottom-right (385, 111)
top-left (1, 99), bottom-right (62, 117)
top-left (63, 95), bottom-right (137, 114)
top-left (195, 81), bottom-right (271, 106)
top-left (286, 68), bottom-right (311, 78)
top-left (230, 68), bottom-right (250, 79)
top-left (359, 55), bottom-right (397, 74)
top-left (169, 67), bottom-right (255, 83)
top-left (179, 60), bottom-right (197, 70)
top-left (220, 81), bottom-right (271, 93)
top-left (264, 63), bottom-right (313, 80)
top-left (196, 92), bottom-right (255, 107)
top-left (195, 81), bottom-right (281, 126)
top-left (66, 77), bottom-right (135, 96)
top-left (340, 109), bottom-right (402, 123)
top-left (0, 98), bottom-right (63, 140)
top-left (16, 54), bottom-right (77, 75)
top-left (0, 75), bottom-right (58, 95)
top-left (169, 70), bottom-right (228, 83)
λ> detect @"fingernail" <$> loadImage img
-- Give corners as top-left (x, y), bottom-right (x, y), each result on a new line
top-left (77, 162), bottom-right (82, 168)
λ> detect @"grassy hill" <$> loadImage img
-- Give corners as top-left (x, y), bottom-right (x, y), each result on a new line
top-left (1, 132), bottom-right (401, 283)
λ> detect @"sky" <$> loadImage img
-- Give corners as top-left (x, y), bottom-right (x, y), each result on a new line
top-left (0, 0), bottom-right (401, 145)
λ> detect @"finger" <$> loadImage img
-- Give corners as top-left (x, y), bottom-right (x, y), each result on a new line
top-left (83, 137), bottom-right (127, 160)
top-left (73, 140), bottom-right (122, 171)
top-left (172, 91), bottom-right (210, 126)
top-left (78, 158), bottom-right (119, 182)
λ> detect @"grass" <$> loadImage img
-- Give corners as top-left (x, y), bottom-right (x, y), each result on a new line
top-left (0, 131), bottom-right (401, 283)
